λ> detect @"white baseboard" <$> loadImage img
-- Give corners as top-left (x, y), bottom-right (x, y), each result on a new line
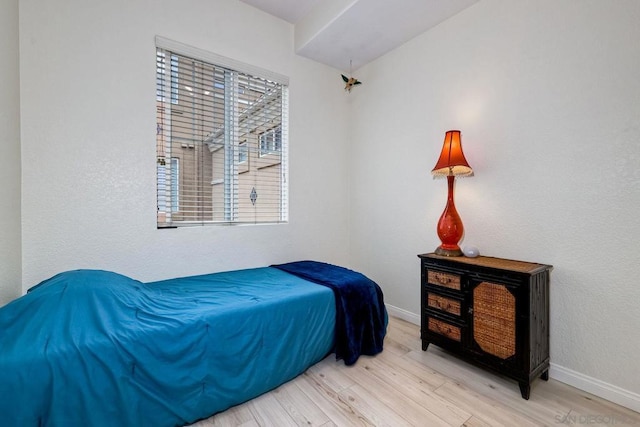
top-left (385, 304), bottom-right (420, 325)
top-left (385, 305), bottom-right (640, 413)
top-left (550, 363), bottom-right (640, 413)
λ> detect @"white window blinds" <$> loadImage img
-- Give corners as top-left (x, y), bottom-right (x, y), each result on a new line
top-left (155, 38), bottom-right (289, 227)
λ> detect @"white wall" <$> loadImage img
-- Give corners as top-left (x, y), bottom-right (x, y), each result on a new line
top-left (19, 0), bottom-right (351, 287)
top-left (0, 0), bottom-right (21, 307)
top-left (349, 0), bottom-right (640, 408)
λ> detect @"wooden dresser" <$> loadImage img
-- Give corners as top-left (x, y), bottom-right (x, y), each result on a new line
top-left (418, 253), bottom-right (552, 399)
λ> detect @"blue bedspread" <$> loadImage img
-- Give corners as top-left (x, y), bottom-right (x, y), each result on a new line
top-left (0, 267), bottom-right (336, 426)
top-left (272, 261), bottom-right (387, 365)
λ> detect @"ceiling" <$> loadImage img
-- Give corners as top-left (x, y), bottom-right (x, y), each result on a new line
top-left (239, 0), bottom-right (479, 71)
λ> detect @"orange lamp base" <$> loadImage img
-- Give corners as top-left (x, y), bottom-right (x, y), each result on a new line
top-left (435, 175), bottom-right (464, 257)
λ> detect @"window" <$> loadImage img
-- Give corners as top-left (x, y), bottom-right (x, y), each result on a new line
top-left (155, 37), bottom-right (289, 227)
top-left (156, 157), bottom-right (179, 221)
top-left (156, 51), bottom-right (179, 104)
top-left (238, 142), bottom-right (248, 164)
top-left (259, 126), bottom-right (282, 156)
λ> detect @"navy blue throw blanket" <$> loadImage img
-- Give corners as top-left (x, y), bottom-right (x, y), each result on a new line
top-left (272, 261), bottom-right (387, 365)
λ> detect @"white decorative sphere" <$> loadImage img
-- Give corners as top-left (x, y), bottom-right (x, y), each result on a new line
top-left (463, 246), bottom-right (480, 258)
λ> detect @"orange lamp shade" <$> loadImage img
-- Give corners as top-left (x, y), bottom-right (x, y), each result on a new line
top-left (432, 130), bottom-right (473, 177)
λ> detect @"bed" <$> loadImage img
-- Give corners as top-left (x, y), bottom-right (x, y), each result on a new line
top-left (0, 261), bottom-right (386, 427)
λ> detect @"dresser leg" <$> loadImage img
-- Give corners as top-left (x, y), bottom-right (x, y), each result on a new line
top-left (519, 382), bottom-right (531, 400)
top-left (540, 370), bottom-right (549, 381)
top-left (422, 341), bottom-right (430, 351)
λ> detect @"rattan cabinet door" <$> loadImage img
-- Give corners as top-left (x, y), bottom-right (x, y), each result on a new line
top-left (471, 281), bottom-right (517, 361)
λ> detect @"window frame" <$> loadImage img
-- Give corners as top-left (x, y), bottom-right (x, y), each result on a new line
top-left (155, 36), bottom-right (289, 228)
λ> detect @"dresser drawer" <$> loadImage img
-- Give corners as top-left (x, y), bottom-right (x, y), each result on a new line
top-left (427, 317), bottom-right (462, 342)
top-left (427, 270), bottom-right (462, 291)
top-left (427, 293), bottom-right (462, 316)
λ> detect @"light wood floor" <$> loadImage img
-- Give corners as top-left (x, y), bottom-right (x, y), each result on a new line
top-left (189, 316), bottom-right (640, 426)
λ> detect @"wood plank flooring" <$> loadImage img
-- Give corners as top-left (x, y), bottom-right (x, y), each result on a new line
top-left (188, 316), bottom-right (640, 426)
